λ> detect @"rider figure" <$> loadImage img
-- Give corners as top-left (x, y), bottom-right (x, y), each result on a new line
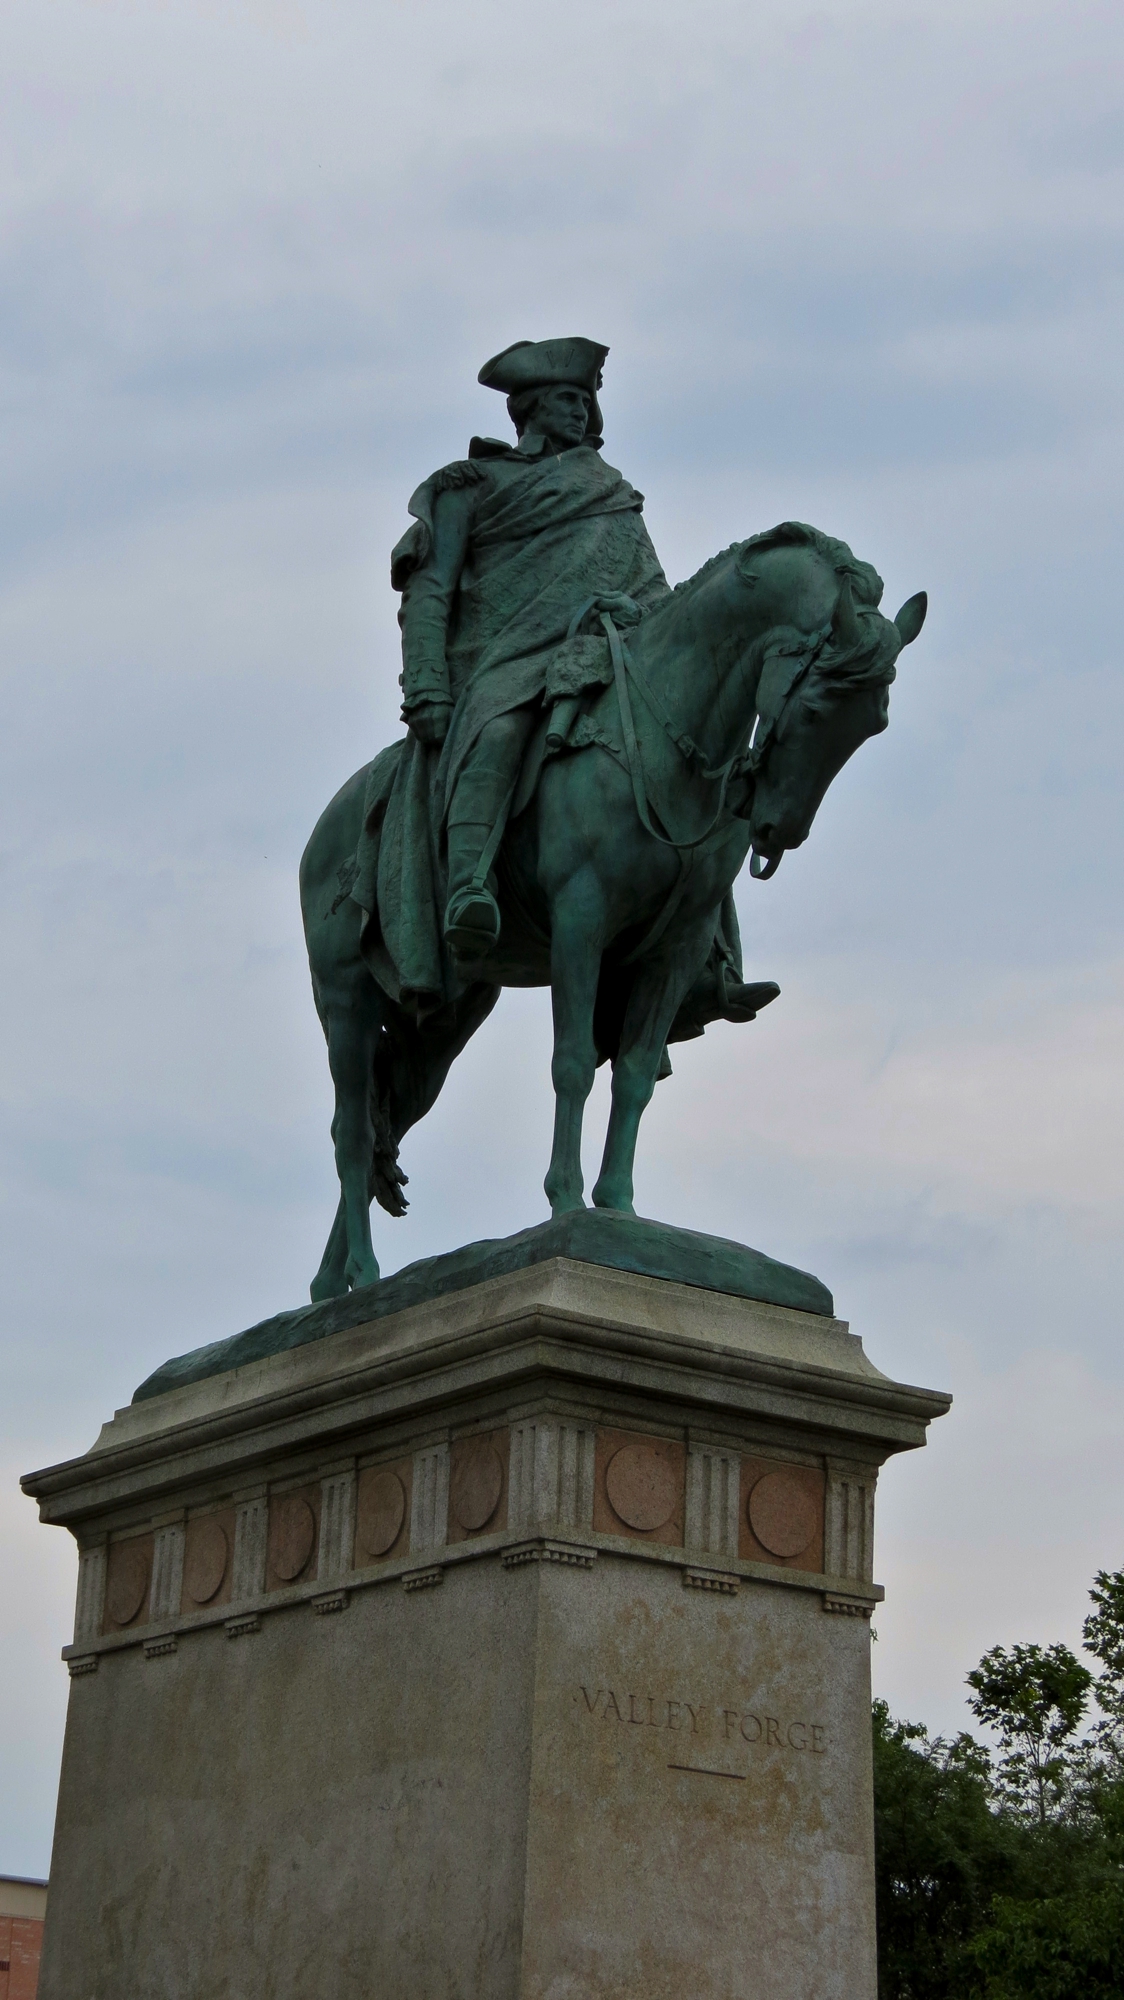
top-left (394, 337), bottom-right (669, 956)
top-left (391, 337), bottom-right (779, 1039)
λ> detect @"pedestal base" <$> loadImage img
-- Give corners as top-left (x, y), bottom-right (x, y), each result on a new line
top-left (24, 1253), bottom-right (949, 1999)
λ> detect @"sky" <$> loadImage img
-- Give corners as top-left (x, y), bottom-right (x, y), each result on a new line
top-left (2, 0), bottom-right (1123, 1877)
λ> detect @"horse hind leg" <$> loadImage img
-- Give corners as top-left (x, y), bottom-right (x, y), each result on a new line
top-left (312, 978), bottom-right (384, 1297)
top-left (310, 1195), bottom-right (349, 1303)
top-left (312, 1151), bottom-right (403, 1296)
top-left (381, 981), bottom-right (501, 1156)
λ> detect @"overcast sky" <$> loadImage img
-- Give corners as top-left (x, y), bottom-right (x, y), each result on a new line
top-left (2, 0), bottom-right (1123, 1876)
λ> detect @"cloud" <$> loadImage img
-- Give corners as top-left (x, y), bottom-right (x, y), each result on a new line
top-left (2, 0), bottom-right (1124, 1874)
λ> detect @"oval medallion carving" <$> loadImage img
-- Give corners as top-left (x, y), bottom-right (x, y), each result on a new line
top-left (184, 1520), bottom-right (229, 1604)
top-left (451, 1443), bottom-right (503, 1533)
top-left (357, 1470), bottom-right (406, 1558)
top-left (106, 1543), bottom-right (150, 1627)
top-left (605, 1445), bottom-right (677, 1533)
top-left (271, 1495), bottom-right (316, 1581)
top-left (748, 1471), bottom-right (818, 1558)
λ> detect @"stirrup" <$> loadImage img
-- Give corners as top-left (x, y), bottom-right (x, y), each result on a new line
top-left (444, 883), bottom-right (502, 956)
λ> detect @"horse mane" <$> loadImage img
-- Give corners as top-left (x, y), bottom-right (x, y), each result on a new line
top-left (674, 520), bottom-right (897, 692)
top-left (672, 538), bottom-right (746, 600)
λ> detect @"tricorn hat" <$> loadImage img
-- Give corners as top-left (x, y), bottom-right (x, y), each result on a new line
top-left (478, 337), bottom-right (608, 445)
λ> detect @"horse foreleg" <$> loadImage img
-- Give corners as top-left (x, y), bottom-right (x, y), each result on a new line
top-left (544, 877), bottom-right (606, 1216)
top-left (592, 922), bottom-right (715, 1215)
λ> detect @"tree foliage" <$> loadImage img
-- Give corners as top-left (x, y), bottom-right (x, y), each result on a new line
top-left (1084, 1568), bottom-right (1124, 1702)
top-left (966, 1641), bottom-right (1091, 1823)
top-left (875, 1569), bottom-right (1124, 1999)
top-left (872, 1701), bottom-right (1019, 1997)
top-left (963, 1883), bottom-right (1124, 1999)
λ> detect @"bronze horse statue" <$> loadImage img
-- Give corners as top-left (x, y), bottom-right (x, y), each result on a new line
top-left (300, 522), bottom-right (926, 1299)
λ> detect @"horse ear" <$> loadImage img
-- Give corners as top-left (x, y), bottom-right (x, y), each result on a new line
top-left (894, 591), bottom-right (927, 646)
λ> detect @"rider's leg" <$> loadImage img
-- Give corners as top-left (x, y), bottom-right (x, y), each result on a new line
top-left (668, 945), bottom-right (780, 1042)
top-left (667, 891), bottom-right (779, 1043)
top-left (445, 707), bottom-right (536, 953)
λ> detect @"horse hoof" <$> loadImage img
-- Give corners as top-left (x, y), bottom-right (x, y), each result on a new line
top-left (591, 1189), bottom-right (635, 1216)
top-left (547, 1194), bottom-right (585, 1218)
top-left (310, 1273), bottom-right (349, 1303)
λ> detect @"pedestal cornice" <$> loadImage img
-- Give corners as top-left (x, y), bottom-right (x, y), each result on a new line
top-left (23, 1256), bottom-right (950, 1530)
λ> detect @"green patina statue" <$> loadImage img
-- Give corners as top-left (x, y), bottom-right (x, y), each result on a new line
top-left (300, 337), bottom-right (926, 1300)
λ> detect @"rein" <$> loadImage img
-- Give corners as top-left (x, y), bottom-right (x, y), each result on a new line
top-left (558, 593), bottom-right (834, 944)
top-left (565, 602), bottom-right (751, 964)
top-left (564, 596), bottom-right (747, 819)
top-left (600, 613), bottom-right (745, 855)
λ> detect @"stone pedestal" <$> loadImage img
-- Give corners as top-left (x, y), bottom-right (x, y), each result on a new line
top-left (24, 1254), bottom-right (948, 1999)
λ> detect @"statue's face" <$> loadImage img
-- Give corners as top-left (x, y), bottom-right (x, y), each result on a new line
top-left (523, 383), bottom-right (592, 449)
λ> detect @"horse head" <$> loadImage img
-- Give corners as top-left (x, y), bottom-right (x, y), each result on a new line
top-left (744, 569), bottom-right (927, 878)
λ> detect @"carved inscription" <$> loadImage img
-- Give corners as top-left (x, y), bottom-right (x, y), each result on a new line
top-left (575, 1685), bottom-right (829, 1763)
top-left (579, 1687), bottom-right (703, 1731)
top-left (721, 1709), bottom-right (827, 1753)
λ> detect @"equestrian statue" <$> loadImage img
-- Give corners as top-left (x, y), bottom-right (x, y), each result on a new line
top-left (300, 337), bottom-right (926, 1300)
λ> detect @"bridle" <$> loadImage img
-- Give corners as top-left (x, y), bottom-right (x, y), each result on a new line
top-left (741, 625), bottom-right (835, 876)
top-left (565, 588), bottom-right (860, 895)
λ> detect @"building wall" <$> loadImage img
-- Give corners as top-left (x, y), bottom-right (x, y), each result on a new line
top-left (0, 1880), bottom-right (48, 2000)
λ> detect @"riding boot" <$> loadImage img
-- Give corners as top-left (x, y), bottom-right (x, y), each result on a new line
top-left (668, 944), bottom-right (780, 1044)
top-left (444, 820), bottom-right (502, 954)
top-left (444, 765), bottom-right (513, 956)
top-left (444, 707), bottom-right (539, 956)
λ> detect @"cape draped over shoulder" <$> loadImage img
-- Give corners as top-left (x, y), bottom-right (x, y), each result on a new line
top-left (363, 444), bottom-right (670, 1004)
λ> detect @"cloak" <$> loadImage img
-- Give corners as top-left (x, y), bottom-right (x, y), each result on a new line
top-left (361, 442), bottom-right (670, 1004)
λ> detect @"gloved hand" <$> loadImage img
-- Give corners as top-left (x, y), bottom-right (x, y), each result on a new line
top-left (593, 592), bottom-right (644, 627)
top-left (567, 592), bottom-right (645, 640)
top-left (407, 699), bottom-right (454, 747)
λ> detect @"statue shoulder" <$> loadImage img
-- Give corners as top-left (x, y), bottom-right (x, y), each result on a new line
top-left (412, 451), bottom-right (500, 507)
top-left (428, 456), bottom-right (493, 496)
top-left (392, 457), bottom-right (494, 591)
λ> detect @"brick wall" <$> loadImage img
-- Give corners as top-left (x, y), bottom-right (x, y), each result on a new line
top-left (0, 1913), bottom-right (44, 2000)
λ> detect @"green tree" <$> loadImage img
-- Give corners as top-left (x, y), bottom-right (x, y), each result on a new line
top-left (967, 1643), bottom-right (1092, 1825)
top-left (1084, 1569), bottom-right (1124, 1698)
top-left (875, 1574), bottom-right (1124, 1996)
top-left (872, 1699), bottom-right (1020, 1998)
top-left (963, 1881), bottom-right (1124, 1999)
top-left (1084, 1568), bottom-right (1124, 1771)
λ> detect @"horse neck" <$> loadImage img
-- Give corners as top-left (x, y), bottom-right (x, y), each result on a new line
top-left (630, 566), bottom-right (765, 769)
